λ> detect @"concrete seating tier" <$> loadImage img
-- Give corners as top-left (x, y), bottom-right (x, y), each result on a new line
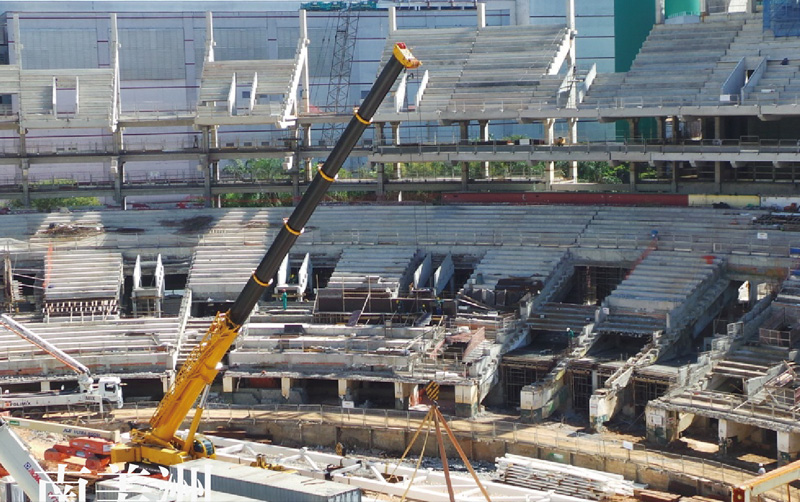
top-left (585, 13), bottom-right (744, 106)
top-left (0, 317), bottom-right (180, 378)
top-left (465, 246), bottom-right (568, 296)
top-left (596, 312), bottom-right (667, 336)
top-left (711, 344), bottom-right (789, 380)
top-left (603, 250), bottom-right (723, 314)
top-left (43, 249), bottom-right (123, 319)
top-left (376, 23), bottom-right (568, 115)
top-left (324, 246), bottom-right (421, 295)
top-left (19, 69), bottom-right (115, 125)
top-left (578, 206), bottom-right (770, 251)
top-left (0, 65), bottom-right (21, 95)
top-left (527, 302), bottom-right (597, 333)
top-left (187, 246), bottom-right (266, 302)
top-left (197, 59), bottom-right (297, 120)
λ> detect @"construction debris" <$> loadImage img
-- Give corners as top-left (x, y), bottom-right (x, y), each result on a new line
top-left (40, 223), bottom-right (103, 238)
top-left (159, 215), bottom-right (214, 234)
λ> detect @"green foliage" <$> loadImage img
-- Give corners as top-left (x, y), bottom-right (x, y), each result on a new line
top-left (559, 161), bottom-right (629, 184)
top-left (222, 158), bottom-right (288, 181)
top-left (13, 196), bottom-right (101, 213)
top-left (11, 179), bottom-right (100, 212)
top-left (220, 158), bottom-right (292, 207)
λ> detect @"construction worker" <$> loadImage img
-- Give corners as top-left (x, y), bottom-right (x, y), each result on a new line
top-left (566, 327), bottom-right (575, 347)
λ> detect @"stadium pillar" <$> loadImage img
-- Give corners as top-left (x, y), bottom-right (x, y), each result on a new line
top-left (778, 431), bottom-right (800, 465)
top-left (671, 161), bottom-right (678, 192)
top-left (455, 382), bottom-right (479, 417)
top-left (479, 120), bottom-right (490, 178)
top-left (376, 162), bottom-right (386, 198)
top-left (460, 121), bottom-right (470, 189)
top-left (375, 122), bottom-right (385, 146)
top-left (514, 0), bottom-right (530, 25)
top-left (629, 162), bottom-right (638, 190)
top-left (568, 118), bottom-right (578, 182)
top-left (338, 379), bottom-right (352, 402)
top-left (281, 377), bottom-right (295, 401)
top-left (201, 158), bottom-right (212, 208)
top-left (655, 0), bottom-right (664, 24)
top-left (19, 159), bottom-right (29, 208)
top-left (395, 382), bottom-right (418, 410)
top-left (544, 118), bottom-right (556, 189)
top-left (111, 157), bottom-right (123, 204)
top-left (391, 122), bottom-right (403, 189)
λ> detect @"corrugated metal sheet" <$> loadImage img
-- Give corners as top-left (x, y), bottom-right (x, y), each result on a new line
top-left (22, 29), bottom-right (98, 69)
top-left (120, 29), bottom-right (185, 80)
top-left (173, 459), bottom-right (361, 502)
top-left (215, 28), bottom-right (269, 61)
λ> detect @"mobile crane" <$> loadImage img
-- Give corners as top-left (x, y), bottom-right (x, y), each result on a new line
top-left (0, 314), bottom-right (123, 417)
top-left (111, 43), bottom-right (420, 467)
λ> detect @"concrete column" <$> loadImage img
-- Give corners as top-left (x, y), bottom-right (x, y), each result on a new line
top-left (161, 372), bottom-right (173, 394)
top-left (566, 0), bottom-right (576, 69)
top-left (391, 121), bottom-right (402, 182)
top-left (477, 2), bottom-right (486, 28)
top-left (544, 118), bottom-right (556, 189)
top-left (479, 119), bottom-right (490, 178)
top-left (749, 281), bottom-right (760, 305)
top-left (391, 121), bottom-right (401, 146)
top-left (718, 419), bottom-right (756, 455)
top-left (394, 382), bottom-right (417, 410)
top-left (111, 157), bottom-right (122, 203)
top-left (655, 0), bottom-right (664, 24)
top-left (18, 126), bottom-right (26, 155)
top-left (202, 159), bottom-right (212, 208)
top-left (455, 382), bottom-right (479, 418)
top-left (629, 162), bottom-right (638, 190)
top-left (460, 121), bottom-right (470, 189)
top-left (543, 118), bottom-right (555, 145)
top-left (568, 118), bottom-right (578, 182)
top-left (778, 431), bottom-right (800, 465)
top-left (281, 377), bottom-right (294, 401)
top-left (671, 161), bottom-right (678, 192)
top-left (388, 6), bottom-right (397, 33)
top-left (375, 162), bottom-right (385, 198)
top-left (40, 381), bottom-right (51, 391)
top-left (746, 0), bottom-right (754, 13)
top-left (113, 127), bottom-right (124, 153)
top-left (375, 122), bottom-right (385, 146)
top-left (19, 159), bottom-right (30, 208)
top-left (223, 376), bottom-right (234, 393)
top-left (645, 406), bottom-right (679, 445)
top-left (514, 0), bottom-right (530, 25)
top-left (566, 0), bottom-right (576, 32)
top-left (338, 378), bottom-right (352, 401)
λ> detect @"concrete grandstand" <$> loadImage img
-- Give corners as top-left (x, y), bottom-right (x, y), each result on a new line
top-left (0, 0), bottom-right (800, 492)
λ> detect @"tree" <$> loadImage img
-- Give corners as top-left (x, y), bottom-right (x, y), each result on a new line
top-left (219, 158), bottom-right (292, 207)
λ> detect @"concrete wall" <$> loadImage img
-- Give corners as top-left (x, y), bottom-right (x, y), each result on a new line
top-left (194, 415), bottom-right (733, 497)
